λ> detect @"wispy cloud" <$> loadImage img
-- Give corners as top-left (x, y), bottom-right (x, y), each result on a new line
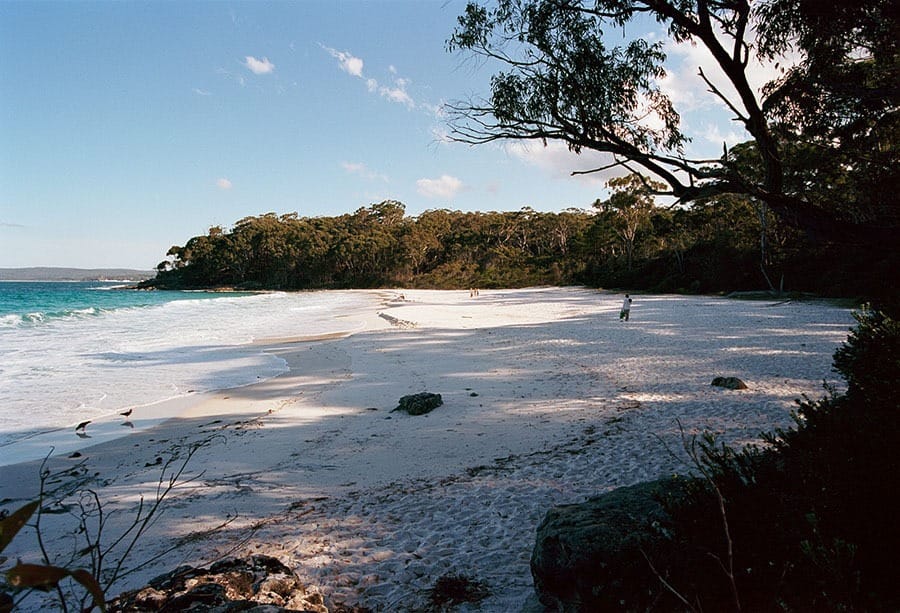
top-left (342, 162), bottom-right (389, 182)
top-left (321, 45), bottom-right (364, 77)
top-left (216, 67), bottom-right (245, 87)
top-left (322, 44), bottom-right (415, 109)
top-left (505, 141), bottom-right (618, 185)
top-left (378, 78), bottom-right (414, 108)
top-left (244, 55), bottom-right (275, 75)
top-left (416, 175), bottom-right (463, 199)
top-left (702, 124), bottom-right (745, 148)
top-left (193, 88), bottom-right (212, 96)
top-left (430, 126), bottom-right (452, 144)
top-left (423, 101), bottom-right (446, 119)
top-left (216, 178), bottom-right (233, 190)
top-left (1, 221), bottom-right (25, 228)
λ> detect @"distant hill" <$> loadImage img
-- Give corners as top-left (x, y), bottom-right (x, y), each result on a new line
top-left (0, 267), bottom-right (155, 281)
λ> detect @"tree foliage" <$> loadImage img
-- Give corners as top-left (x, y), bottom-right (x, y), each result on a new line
top-left (142, 195), bottom-right (894, 302)
top-left (593, 174), bottom-right (666, 270)
top-left (447, 0), bottom-right (899, 244)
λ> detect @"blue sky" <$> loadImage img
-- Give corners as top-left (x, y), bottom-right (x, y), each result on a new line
top-left (0, 1), bottom-right (769, 269)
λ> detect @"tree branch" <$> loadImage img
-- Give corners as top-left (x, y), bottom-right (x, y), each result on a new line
top-left (698, 67), bottom-right (750, 124)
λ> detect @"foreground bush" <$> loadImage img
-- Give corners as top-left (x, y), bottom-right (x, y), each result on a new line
top-left (666, 307), bottom-right (900, 610)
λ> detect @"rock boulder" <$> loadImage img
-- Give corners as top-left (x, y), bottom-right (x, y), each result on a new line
top-left (711, 376), bottom-right (748, 390)
top-left (530, 478), bottom-right (694, 612)
top-left (391, 392), bottom-right (443, 415)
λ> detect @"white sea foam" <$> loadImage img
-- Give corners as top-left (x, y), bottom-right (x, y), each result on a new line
top-left (0, 291), bottom-right (378, 451)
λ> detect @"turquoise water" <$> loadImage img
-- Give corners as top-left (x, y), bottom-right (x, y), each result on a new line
top-left (0, 281), bottom-right (225, 326)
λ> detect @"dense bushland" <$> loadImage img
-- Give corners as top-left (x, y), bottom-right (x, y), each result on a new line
top-left (660, 308), bottom-right (900, 610)
top-left (145, 195), bottom-right (892, 303)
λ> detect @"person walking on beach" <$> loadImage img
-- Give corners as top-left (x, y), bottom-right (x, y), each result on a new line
top-left (619, 294), bottom-right (632, 321)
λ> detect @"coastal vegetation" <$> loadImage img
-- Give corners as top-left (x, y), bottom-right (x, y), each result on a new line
top-left (145, 190), bottom-right (893, 303)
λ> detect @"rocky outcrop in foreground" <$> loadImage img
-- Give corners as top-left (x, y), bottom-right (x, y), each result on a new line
top-left (108, 555), bottom-right (366, 612)
top-left (531, 478), bottom-right (694, 612)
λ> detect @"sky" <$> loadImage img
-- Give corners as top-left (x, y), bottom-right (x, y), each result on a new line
top-left (0, 1), bottom-right (776, 270)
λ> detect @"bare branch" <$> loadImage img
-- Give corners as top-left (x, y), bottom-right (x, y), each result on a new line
top-left (698, 67), bottom-right (750, 124)
top-left (641, 549), bottom-right (701, 613)
top-left (570, 159), bottom-right (629, 176)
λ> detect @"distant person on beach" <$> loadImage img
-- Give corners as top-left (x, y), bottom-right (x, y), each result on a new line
top-left (619, 294), bottom-right (632, 321)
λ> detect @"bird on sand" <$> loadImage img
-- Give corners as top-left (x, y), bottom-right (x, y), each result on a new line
top-left (120, 408), bottom-right (133, 417)
top-left (75, 420), bottom-right (91, 432)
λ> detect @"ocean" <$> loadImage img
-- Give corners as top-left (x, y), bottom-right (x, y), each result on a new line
top-left (0, 282), bottom-right (377, 464)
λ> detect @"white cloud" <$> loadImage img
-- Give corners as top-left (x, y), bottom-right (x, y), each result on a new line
top-left (658, 24), bottom-right (800, 114)
top-left (244, 55), bottom-right (275, 75)
top-left (193, 88), bottom-right (212, 96)
top-left (702, 124), bottom-right (745, 148)
top-left (650, 22), bottom-right (802, 160)
top-left (416, 175), bottom-right (464, 199)
top-left (379, 82), bottom-right (414, 108)
top-left (657, 48), bottom-right (708, 111)
top-left (505, 141), bottom-right (619, 185)
top-left (342, 161), bottom-right (388, 182)
top-left (344, 56), bottom-right (364, 77)
top-left (321, 44), bottom-right (416, 109)
top-left (322, 45), bottom-right (364, 77)
top-left (216, 178), bottom-right (233, 190)
top-left (424, 101), bottom-right (446, 119)
top-left (431, 126), bottom-right (452, 144)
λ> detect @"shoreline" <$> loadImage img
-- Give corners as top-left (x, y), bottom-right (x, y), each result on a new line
top-left (0, 288), bottom-right (854, 611)
top-left (0, 295), bottom-right (390, 468)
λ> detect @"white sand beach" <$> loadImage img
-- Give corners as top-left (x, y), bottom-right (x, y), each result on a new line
top-left (0, 288), bottom-right (854, 611)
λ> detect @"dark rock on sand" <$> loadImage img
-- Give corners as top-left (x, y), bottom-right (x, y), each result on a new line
top-left (531, 478), bottom-right (694, 612)
top-left (711, 376), bottom-right (748, 389)
top-left (391, 392), bottom-right (443, 415)
top-left (108, 555), bottom-right (329, 612)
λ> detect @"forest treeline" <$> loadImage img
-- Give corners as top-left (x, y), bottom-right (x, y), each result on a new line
top-left (146, 186), bottom-right (892, 302)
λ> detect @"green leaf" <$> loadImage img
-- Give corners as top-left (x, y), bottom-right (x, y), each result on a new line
top-left (0, 501), bottom-right (39, 553)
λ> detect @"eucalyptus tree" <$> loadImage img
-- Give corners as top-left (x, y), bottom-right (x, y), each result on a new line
top-left (594, 174), bottom-right (665, 271)
top-left (401, 209), bottom-right (454, 278)
top-left (447, 0), bottom-right (898, 244)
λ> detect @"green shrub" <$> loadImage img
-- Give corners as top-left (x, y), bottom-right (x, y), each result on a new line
top-left (663, 307), bottom-right (900, 611)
